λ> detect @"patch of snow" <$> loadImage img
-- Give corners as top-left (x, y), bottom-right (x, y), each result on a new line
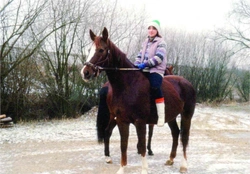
top-left (0, 104), bottom-right (249, 174)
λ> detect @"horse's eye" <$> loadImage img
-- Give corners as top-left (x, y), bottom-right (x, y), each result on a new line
top-left (99, 49), bottom-right (104, 53)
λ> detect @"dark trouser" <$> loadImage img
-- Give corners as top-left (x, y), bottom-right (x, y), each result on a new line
top-left (146, 72), bottom-right (165, 126)
top-left (146, 73), bottom-right (163, 99)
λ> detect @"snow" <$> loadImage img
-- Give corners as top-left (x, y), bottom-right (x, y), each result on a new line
top-left (0, 104), bottom-right (249, 174)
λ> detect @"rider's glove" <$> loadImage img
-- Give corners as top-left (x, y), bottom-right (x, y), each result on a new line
top-left (136, 63), bottom-right (146, 70)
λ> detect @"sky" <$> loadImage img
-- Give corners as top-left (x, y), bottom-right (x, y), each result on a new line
top-left (122, 0), bottom-right (236, 32)
top-left (0, 0), bottom-right (237, 32)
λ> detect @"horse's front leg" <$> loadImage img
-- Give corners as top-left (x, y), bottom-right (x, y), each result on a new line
top-left (116, 122), bottom-right (129, 174)
top-left (135, 119), bottom-right (148, 174)
top-left (104, 118), bottom-right (117, 163)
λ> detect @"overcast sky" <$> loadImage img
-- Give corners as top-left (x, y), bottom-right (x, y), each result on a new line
top-left (1, 0), bottom-right (237, 32)
top-left (122, 0), bottom-right (236, 32)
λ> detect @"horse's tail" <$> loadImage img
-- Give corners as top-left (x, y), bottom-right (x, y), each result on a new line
top-left (96, 86), bottom-right (110, 143)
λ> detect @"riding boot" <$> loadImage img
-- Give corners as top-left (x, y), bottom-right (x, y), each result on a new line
top-left (155, 97), bottom-right (165, 127)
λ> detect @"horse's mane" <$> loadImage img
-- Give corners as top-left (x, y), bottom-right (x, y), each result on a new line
top-left (94, 36), bottom-right (133, 68)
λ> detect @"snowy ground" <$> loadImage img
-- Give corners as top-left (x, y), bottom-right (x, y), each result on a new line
top-left (0, 103), bottom-right (250, 174)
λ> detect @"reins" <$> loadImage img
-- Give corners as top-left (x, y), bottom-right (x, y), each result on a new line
top-left (84, 62), bottom-right (150, 72)
top-left (100, 67), bottom-right (148, 71)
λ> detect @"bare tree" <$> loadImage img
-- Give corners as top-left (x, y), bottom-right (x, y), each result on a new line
top-left (1, 0), bottom-right (50, 119)
top-left (0, 0), bottom-right (82, 120)
top-left (214, 0), bottom-right (250, 102)
top-left (164, 27), bottom-right (237, 102)
top-left (215, 0), bottom-right (250, 62)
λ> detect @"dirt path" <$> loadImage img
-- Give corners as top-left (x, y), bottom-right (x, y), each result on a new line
top-left (1, 104), bottom-right (250, 174)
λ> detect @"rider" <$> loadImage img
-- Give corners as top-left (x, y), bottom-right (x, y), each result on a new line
top-left (134, 20), bottom-right (167, 127)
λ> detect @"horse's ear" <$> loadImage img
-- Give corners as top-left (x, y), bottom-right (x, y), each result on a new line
top-left (169, 65), bottom-right (174, 74)
top-left (102, 27), bottom-right (108, 42)
top-left (89, 29), bottom-right (96, 41)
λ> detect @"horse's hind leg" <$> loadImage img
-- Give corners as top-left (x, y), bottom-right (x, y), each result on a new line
top-left (179, 113), bottom-right (192, 173)
top-left (147, 124), bottom-right (154, 155)
top-left (166, 118), bottom-right (180, 166)
top-left (138, 124), bottom-right (154, 156)
top-left (104, 118), bottom-right (117, 163)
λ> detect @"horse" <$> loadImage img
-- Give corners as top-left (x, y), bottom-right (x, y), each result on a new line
top-left (97, 66), bottom-right (174, 163)
top-left (81, 27), bottom-right (196, 174)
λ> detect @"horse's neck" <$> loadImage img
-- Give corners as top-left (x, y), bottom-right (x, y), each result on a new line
top-left (106, 69), bottom-right (140, 90)
top-left (106, 41), bottom-right (147, 91)
top-left (109, 41), bottom-right (133, 68)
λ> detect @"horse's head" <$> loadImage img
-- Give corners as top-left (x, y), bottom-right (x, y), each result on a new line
top-left (81, 27), bottom-right (110, 82)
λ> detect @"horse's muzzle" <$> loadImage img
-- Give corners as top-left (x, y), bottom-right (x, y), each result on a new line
top-left (81, 65), bottom-right (99, 82)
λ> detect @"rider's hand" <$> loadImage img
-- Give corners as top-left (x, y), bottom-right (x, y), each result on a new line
top-left (136, 63), bottom-right (146, 70)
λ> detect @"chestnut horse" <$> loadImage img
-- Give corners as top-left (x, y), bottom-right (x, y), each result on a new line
top-left (97, 66), bottom-right (174, 163)
top-left (81, 27), bottom-right (196, 174)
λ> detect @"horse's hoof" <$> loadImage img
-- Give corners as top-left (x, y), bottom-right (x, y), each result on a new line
top-left (116, 166), bottom-right (124, 174)
top-left (180, 157), bottom-right (187, 173)
top-left (165, 160), bottom-right (174, 166)
top-left (148, 151), bottom-right (154, 156)
top-left (106, 160), bottom-right (112, 164)
top-left (179, 167), bottom-right (187, 173)
top-left (141, 169), bottom-right (148, 174)
top-left (105, 156), bottom-right (112, 164)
